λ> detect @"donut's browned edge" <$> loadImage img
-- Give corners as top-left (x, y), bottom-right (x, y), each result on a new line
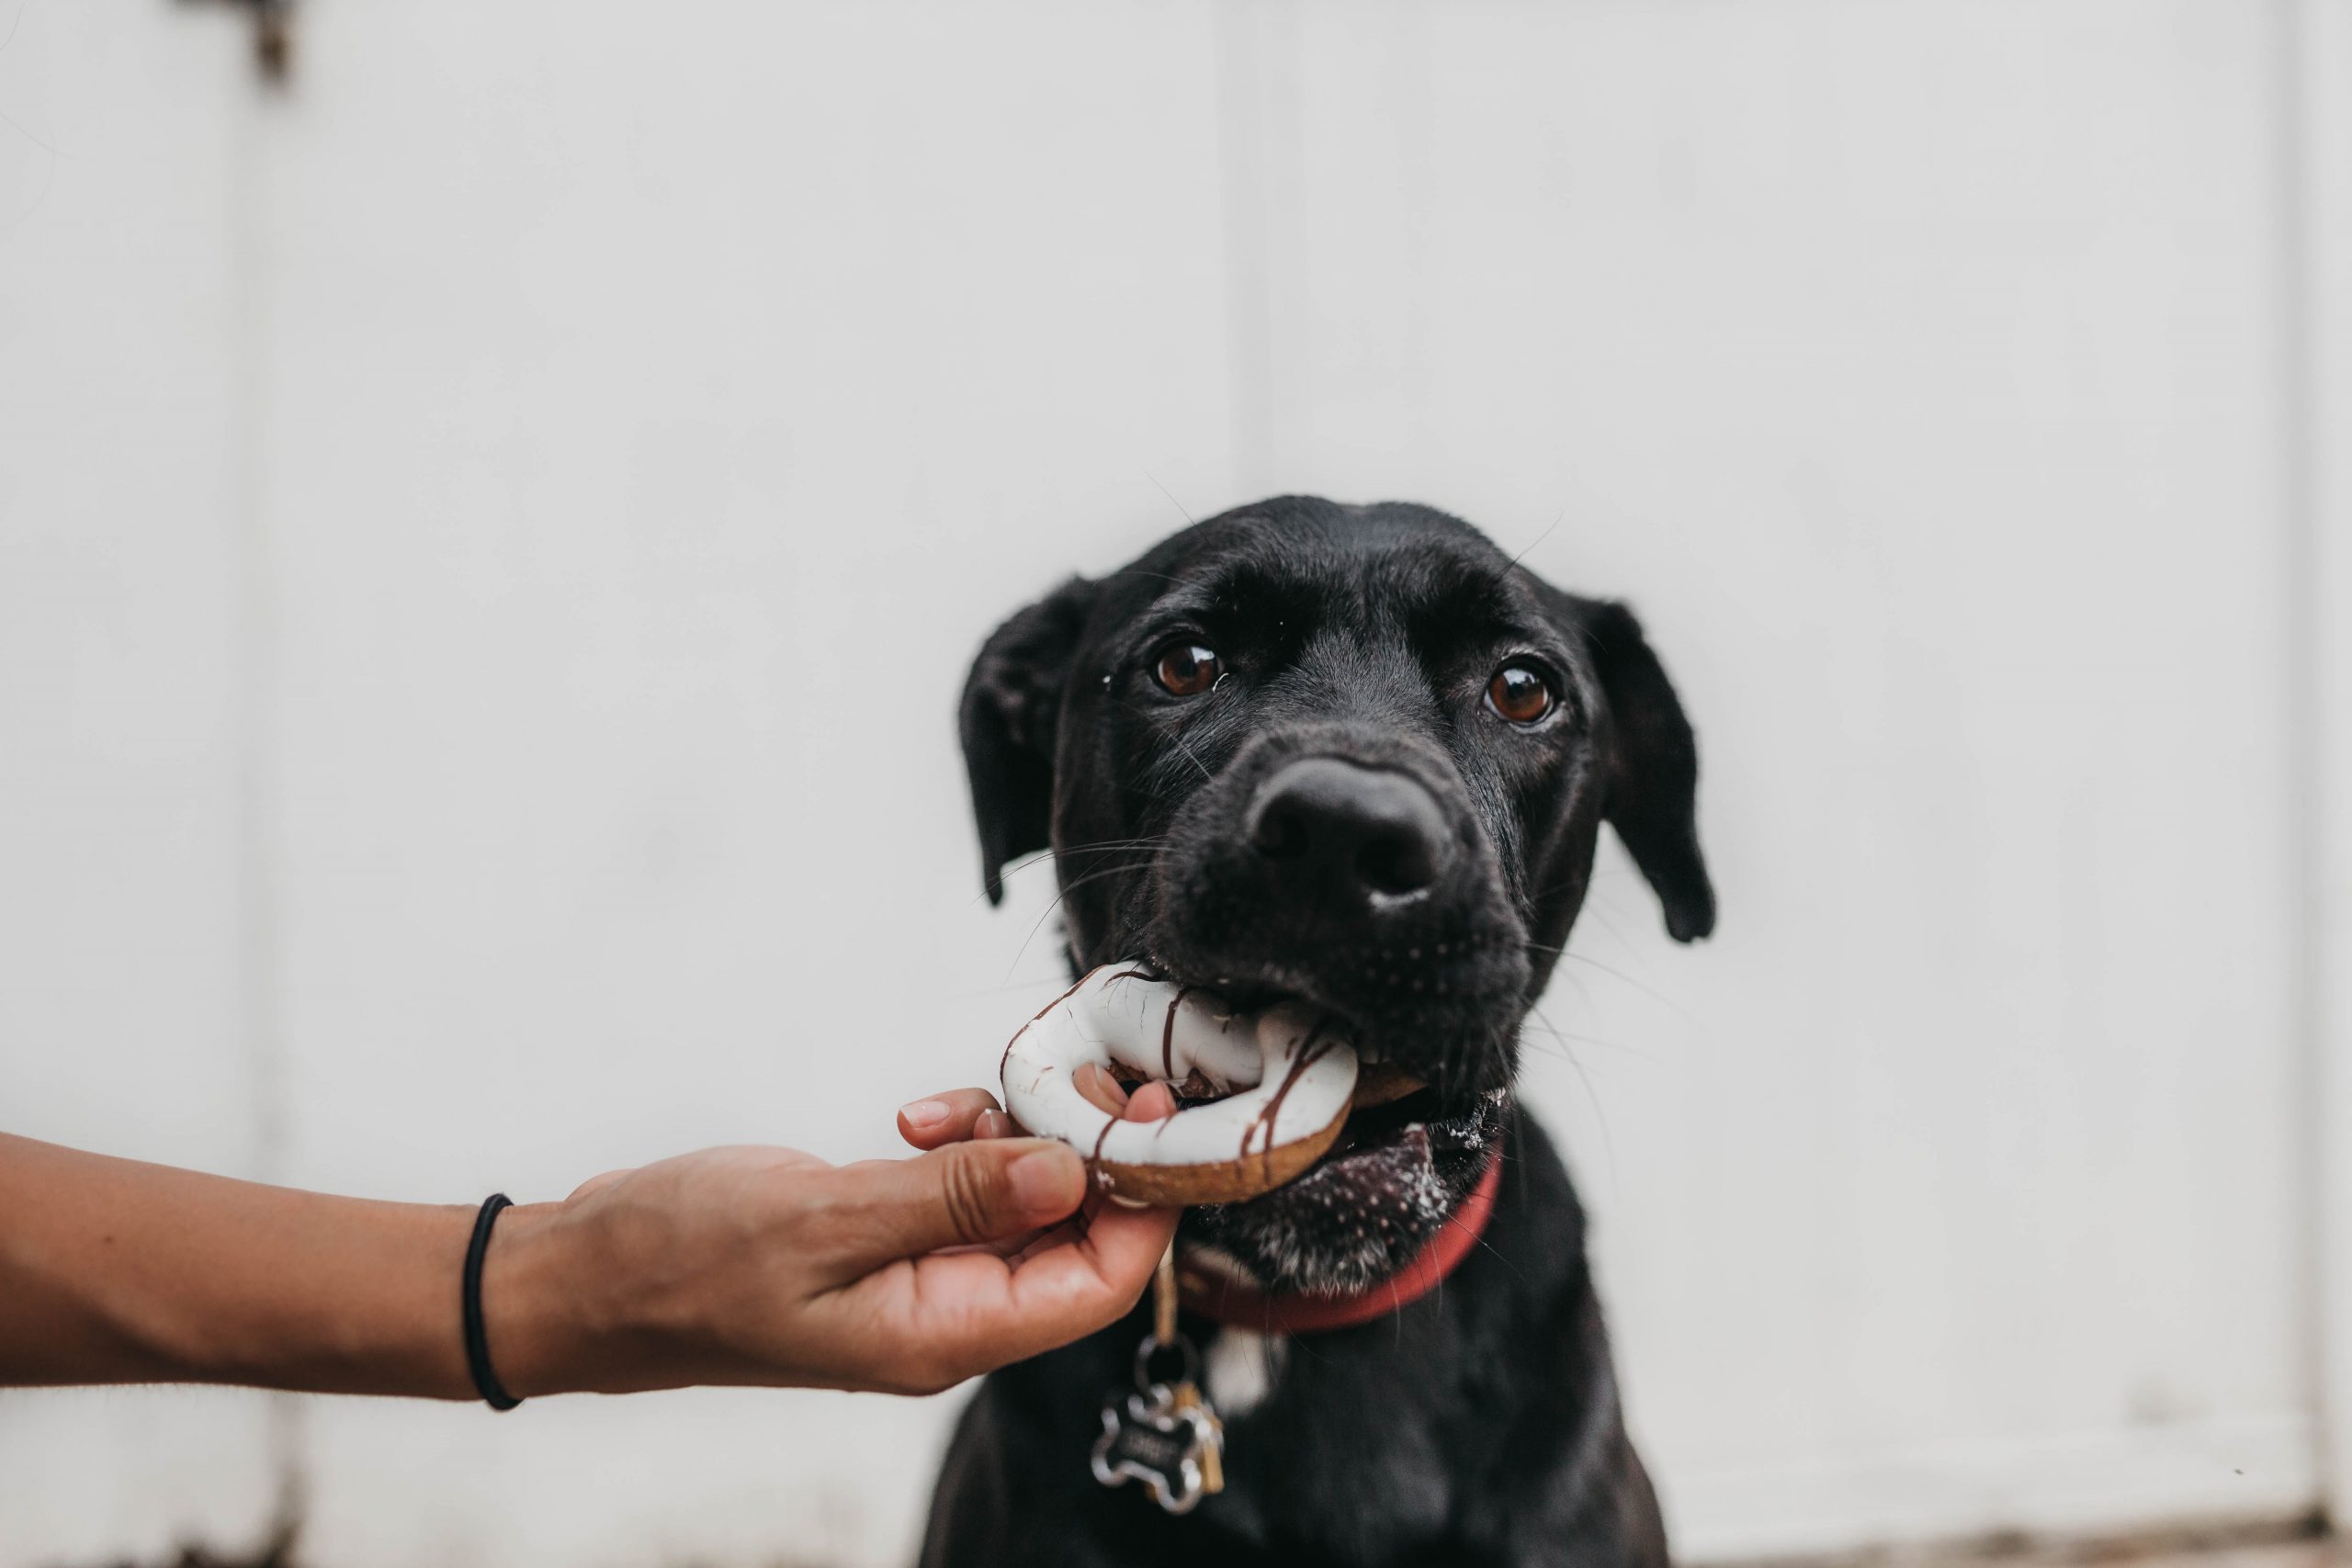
top-left (1094, 1107), bottom-right (1349, 1205)
top-left (1350, 1061), bottom-right (1424, 1109)
top-left (1003, 1063), bottom-right (1430, 1206)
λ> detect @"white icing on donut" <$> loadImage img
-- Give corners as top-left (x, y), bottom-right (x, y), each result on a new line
top-left (1000, 966), bottom-right (1360, 1171)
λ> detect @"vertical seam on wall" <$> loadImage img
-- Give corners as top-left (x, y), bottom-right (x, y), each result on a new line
top-left (1214, 0), bottom-right (1269, 492)
top-left (1213, 0), bottom-right (1297, 496)
top-left (227, 66), bottom-right (308, 1546)
top-left (2278, 0), bottom-right (2333, 1525)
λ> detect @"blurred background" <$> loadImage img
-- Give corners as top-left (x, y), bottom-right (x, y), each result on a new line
top-left (6, 1), bottom-right (2352, 1565)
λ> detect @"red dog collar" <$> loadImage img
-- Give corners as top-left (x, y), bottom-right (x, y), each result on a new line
top-left (1174, 1153), bottom-right (1504, 1335)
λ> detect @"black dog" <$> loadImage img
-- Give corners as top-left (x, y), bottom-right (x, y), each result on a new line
top-left (925, 496), bottom-right (1713, 1567)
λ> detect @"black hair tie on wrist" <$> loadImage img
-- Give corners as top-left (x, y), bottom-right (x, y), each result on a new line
top-left (462, 1193), bottom-right (523, 1411)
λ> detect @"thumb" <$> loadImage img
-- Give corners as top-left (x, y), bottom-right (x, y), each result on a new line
top-left (816, 1137), bottom-right (1090, 1273)
top-left (566, 1167), bottom-right (638, 1201)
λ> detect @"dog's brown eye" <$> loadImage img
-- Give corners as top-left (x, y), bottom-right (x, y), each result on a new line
top-left (1487, 664), bottom-right (1554, 725)
top-left (1154, 642), bottom-right (1222, 697)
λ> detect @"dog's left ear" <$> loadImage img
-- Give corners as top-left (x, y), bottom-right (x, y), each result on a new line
top-left (1545, 589), bottom-right (1717, 942)
top-left (960, 576), bottom-right (1099, 906)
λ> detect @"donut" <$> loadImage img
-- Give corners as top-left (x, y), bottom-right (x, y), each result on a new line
top-left (1000, 965), bottom-right (1419, 1205)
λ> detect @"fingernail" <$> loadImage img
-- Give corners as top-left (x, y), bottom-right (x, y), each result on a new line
top-left (1010, 1146), bottom-right (1079, 1217)
top-left (1074, 1062), bottom-right (1129, 1114)
top-left (899, 1098), bottom-right (950, 1130)
top-left (976, 1110), bottom-right (1014, 1139)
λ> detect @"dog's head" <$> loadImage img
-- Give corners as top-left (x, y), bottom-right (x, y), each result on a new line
top-left (962, 497), bottom-right (1713, 1292)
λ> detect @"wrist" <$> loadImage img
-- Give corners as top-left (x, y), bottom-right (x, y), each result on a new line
top-left (477, 1201), bottom-right (602, 1398)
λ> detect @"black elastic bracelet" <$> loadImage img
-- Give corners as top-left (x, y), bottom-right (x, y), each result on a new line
top-left (461, 1193), bottom-right (523, 1411)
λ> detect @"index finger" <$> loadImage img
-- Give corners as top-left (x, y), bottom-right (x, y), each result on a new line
top-left (896, 1088), bottom-right (1004, 1150)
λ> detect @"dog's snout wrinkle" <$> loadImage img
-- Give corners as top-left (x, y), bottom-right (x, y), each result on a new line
top-left (1245, 757), bottom-right (1454, 903)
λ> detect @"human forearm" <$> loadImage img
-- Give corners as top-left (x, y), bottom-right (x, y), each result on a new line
top-left (0, 1133), bottom-right (481, 1396)
top-left (1, 1093), bottom-right (1177, 1402)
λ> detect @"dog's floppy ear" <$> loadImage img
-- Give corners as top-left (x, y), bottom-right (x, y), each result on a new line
top-left (1555, 592), bottom-right (1716, 942)
top-left (960, 576), bottom-right (1098, 905)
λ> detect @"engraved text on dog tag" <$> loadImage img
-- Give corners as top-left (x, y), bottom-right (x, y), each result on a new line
top-left (1092, 1382), bottom-right (1222, 1515)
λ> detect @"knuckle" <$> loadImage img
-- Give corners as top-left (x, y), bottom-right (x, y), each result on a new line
top-left (939, 1149), bottom-right (1002, 1247)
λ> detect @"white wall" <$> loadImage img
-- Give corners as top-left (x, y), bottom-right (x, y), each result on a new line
top-left (1, 2), bottom-right (2340, 1564)
top-left (0, 5), bottom-right (287, 1562)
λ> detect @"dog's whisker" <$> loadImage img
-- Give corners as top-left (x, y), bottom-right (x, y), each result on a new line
top-left (1001, 855), bottom-right (1166, 980)
top-left (1056, 833), bottom-right (1174, 854)
top-left (1526, 1004), bottom-right (1621, 1194)
top-left (1113, 694), bottom-right (1221, 786)
top-left (1517, 1008), bottom-right (1644, 1060)
top-left (1521, 940), bottom-right (1696, 1021)
top-left (1105, 564), bottom-right (1191, 590)
top-left (996, 844), bottom-right (1150, 879)
top-left (997, 835), bottom-right (1171, 882)
top-left (1140, 469), bottom-right (1196, 527)
top-left (1440, 1201), bottom-right (1531, 1289)
top-left (1501, 507), bottom-right (1566, 577)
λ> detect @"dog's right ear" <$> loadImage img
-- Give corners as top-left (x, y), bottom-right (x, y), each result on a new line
top-left (960, 576), bottom-right (1098, 905)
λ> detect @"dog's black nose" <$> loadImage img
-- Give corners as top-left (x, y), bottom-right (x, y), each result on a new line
top-left (1246, 758), bottom-right (1454, 902)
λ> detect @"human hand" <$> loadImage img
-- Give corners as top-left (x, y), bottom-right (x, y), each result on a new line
top-left (484, 1076), bottom-right (1178, 1397)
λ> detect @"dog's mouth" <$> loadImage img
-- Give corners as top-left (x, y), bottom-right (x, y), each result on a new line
top-left (1182, 1075), bottom-right (1509, 1296)
top-left (1144, 976), bottom-right (1514, 1295)
top-left (1276, 1074), bottom-right (1503, 1195)
top-left (1326, 1079), bottom-right (1481, 1161)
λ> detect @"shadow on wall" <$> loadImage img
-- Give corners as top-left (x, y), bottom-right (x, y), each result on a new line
top-left (51, 1530), bottom-right (841, 1568)
top-left (57, 1527), bottom-right (300, 1568)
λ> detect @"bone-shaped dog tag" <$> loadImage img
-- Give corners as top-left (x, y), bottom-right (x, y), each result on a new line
top-left (1092, 1247), bottom-right (1228, 1515)
top-left (1091, 1382), bottom-right (1222, 1516)
top-left (1170, 1379), bottom-right (1224, 1495)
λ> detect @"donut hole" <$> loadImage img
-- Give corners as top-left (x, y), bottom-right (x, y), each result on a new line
top-left (1001, 965), bottom-right (1366, 1205)
top-left (1111, 1069), bottom-right (1226, 1108)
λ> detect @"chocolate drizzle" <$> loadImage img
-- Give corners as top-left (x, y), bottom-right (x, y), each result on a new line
top-left (1000, 972), bottom-right (1094, 1081)
top-left (1086, 968), bottom-right (1170, 1189)
top-left (1159, 987), bottom-right (1193, 1081)
top-left (1239, 1020), bottom-right (1335, 1182)
top-left (1004, 964), bottom-right (1351, 1202)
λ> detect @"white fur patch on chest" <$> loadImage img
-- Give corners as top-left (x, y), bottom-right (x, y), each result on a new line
top-left (1204, 1325), bottom-right (1286, 1417)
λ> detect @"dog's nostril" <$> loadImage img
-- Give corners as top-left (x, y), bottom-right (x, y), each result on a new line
top-left (1250, 796), bottom-right (1312, 860)
top-left (1358, 823), bottom-right (1441, 897)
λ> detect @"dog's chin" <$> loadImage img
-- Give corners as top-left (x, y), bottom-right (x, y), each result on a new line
top-left (1180, 1083), bottom-right (1510, 1297)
